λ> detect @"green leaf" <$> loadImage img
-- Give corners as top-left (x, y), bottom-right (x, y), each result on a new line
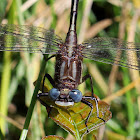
top-left (38, 91), bottom-right (112, 139)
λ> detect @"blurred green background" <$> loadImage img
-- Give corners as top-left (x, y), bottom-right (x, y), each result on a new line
top-left (0, 0), bottom-right (140, 140)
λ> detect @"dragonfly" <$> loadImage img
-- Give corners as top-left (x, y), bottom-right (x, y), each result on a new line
top-left (0, 0), bottom-right (140, 132)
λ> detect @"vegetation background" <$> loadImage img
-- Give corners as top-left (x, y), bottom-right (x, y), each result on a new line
top-left (0, 0), bottom-right (140, 140)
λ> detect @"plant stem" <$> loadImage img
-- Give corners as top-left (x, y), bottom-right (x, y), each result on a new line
top-left (19, 58), bottom-right (48, 140)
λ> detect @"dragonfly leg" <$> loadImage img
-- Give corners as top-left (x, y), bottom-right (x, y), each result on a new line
top-left (41, 54), bottom-right (56, 91)
top-left (40, 55), bottom-right (56, 118)
top-left (81, 96), bottom-right (105, 133)
top-left (42, 54), bottom-right (56, 91)
top-left (37, 93), bottom-right (52, 118)
top-left (43, 54), bottom-right (56, 62)
top-left (42, 73), bottom-right (55, 92)
top-left (40, 48), bottom-right (56, 61)
top-left (81, 98), bottom-right (93, 133)
top-left (41, 74), bottom-right (55, 117)
top-left (46, 106), bottom-right (52, 118)
top-left (82, 74), bottom-right (94, 98)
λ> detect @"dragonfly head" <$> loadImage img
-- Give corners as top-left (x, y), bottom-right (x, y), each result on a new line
top-left (48, 88), bottom-right (82, 107)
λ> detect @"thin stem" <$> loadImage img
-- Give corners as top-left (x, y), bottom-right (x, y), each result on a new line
top-left (19, 57), bottom-right (48, 140)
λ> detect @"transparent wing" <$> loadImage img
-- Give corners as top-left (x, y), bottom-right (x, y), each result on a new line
top-left (0, 24), bottom-right (63, 54)
top-left (82, 37), bottom-right (140, 70)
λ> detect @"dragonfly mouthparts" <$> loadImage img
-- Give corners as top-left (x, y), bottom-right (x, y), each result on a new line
top-left (55, 100), bottom-right (74, 107)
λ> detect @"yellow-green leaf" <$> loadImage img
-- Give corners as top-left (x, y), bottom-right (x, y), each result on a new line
top-left (38, 92), bottom-right (112, 139)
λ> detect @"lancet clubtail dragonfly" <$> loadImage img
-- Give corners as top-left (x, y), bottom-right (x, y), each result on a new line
top-left (0, 0), bottom-right (140, 132)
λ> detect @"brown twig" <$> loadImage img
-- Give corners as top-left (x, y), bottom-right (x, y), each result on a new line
top-left (103, 77), bottom-right (140, 103)
top-left (0, 112), bottom-right (23, 130)
top-left (85, 18), bottom-right (113, 39)
top-left (21, 0), bottom-right (37, 12)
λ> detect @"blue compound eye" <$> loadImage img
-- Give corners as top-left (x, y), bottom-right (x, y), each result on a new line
top-left (69, 89), bottom-right (82, 103)
top-left (49, 88), bottom-right (60, 101)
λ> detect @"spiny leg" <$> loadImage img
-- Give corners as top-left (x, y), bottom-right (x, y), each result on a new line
top-left (39, 74), bottom-right (55, 118)
top-left (43, 54), bottom-right (56, 62)
top-left (46, 105), bottom-right (52, 118)
top-left (42, 73), bottom-right (55, 92)
top-left (41, 55), bottom-right (56, 92)
top-left (37, 93), bottom-right (52, 118)
top-left (41, 73), bottom-right (54, 118)
top-left (82, 96), bottom-right (105, 133)
top-left (81, 98), bottom-right (93, 133)
top-left (82, 74), bottom-right (105, 130)
top-left (81, 74), bottom-right (95, 132)
top-left (39, 54), bottom-right (56, 117)
top-left (82, 74), bottom-right (94, 98)
top-left (40, 49), bottom-right (56, 62)
top-left (38, 54), bottom-right (55, 99)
